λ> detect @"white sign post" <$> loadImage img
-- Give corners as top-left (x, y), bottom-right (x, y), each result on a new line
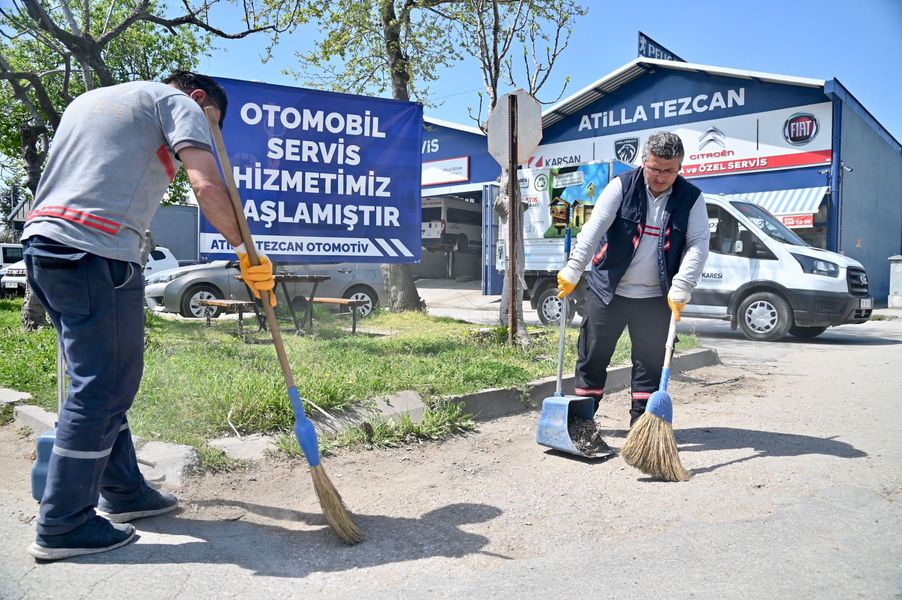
top-left (487, 90), bottom-right (542, 342)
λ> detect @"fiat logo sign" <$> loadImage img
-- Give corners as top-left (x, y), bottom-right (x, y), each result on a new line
top-left (784, 113), bottom-right (819, 145)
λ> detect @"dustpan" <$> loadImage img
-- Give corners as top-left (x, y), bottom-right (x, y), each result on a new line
top-left (535, 223), bottom-right (614, 459)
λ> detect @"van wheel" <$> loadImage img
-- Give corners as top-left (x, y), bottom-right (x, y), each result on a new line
top-left (536, 286), bottom-right (575, 326)
top-left (180, 284), bottom-right (222, 319)
top-left (737, 292), bottom-right (792, 341)
top-left (789, 325), bottom-right (827, 339)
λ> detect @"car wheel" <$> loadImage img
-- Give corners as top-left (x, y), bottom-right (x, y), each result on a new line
top-left (180, 284), bottom-right (223, 318)
top-left (536, 285), bottom-right (575, 326)
top-left (737, 291), bottom-right (792, 341)
top-left (343, 285), bottom-right (377, 317)
top-left (788, 325), bottom-right (828, 339)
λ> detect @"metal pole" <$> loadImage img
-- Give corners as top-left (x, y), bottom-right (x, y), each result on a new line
top-left (507, 95), bottom-right (518, 343)
top-left (56, 338), bottom-right (65, 419)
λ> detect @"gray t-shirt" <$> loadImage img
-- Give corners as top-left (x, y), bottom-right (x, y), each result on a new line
top-left (23, 81), bottom-right (213, 264)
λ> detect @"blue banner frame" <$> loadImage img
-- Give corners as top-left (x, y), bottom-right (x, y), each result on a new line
top-left (200, 77), bottom-right (423, 264)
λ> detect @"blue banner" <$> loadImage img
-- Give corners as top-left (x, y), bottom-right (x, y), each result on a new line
top-left (200, 77), bottom-right (423, 263)
top-left (638, 32), bottom-right (685, 62)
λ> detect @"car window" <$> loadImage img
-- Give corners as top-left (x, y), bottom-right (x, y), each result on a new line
top-left (3, 247), bottom-right (23, 263)
top-left (707, 205), bottom-right (749, 256)
top-left (150, 250), bottom-right (166, 260)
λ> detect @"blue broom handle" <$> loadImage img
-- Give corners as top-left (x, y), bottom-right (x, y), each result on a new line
top-left (659, 313), bottom-right (677, 392)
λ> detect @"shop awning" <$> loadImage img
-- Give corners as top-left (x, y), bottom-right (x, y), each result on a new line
top-left (728, 186), bottom-right (829, 216)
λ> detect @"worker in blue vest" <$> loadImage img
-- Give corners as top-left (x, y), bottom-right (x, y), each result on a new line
top-left (21, 72), bottom-right (276, 561)
top-left (557, 131), bottom-right (710, 427)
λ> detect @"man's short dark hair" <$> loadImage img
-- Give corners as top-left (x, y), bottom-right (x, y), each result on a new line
top-left (162, 70), bottom-right (228, 128)
top-left (642, 131), bottom-right (685, 162)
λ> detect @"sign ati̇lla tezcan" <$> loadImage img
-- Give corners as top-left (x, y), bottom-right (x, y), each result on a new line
top-left (200, 78), bottom-right (423, 264)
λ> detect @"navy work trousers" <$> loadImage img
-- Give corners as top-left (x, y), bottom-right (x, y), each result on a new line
top-left (24, 236), bottom-right (147, 535)
top-left (574, 291), bottom-right (671, 423)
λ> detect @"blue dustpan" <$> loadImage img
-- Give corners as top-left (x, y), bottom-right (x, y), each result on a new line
top-left (535, 237), bottom-right (614, 458)
top-left (536, 394), bottom-right (597, 454)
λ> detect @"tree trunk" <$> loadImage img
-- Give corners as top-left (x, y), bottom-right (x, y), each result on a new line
top-left (19, 123), bottom-right (49, 330)
top-left (494, 169), bottom-right (528, 342)
top-left (21, 285), bottom-right (48, 331)
top-left (377, 0), bottom-right (421, 312)
top-left (381, 264), bottom-right (424, 312)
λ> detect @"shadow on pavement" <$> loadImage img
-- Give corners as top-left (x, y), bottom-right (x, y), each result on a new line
top-left (676, 427), bottom-right (868, 475)
top-left (68, 501), bottom-right (506, 576)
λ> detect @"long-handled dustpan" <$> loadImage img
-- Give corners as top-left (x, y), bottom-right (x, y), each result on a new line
top-left (535, 219), bottom-right (614, 459)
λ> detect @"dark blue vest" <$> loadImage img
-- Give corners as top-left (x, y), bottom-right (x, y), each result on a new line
top-left (587, 167), bottom-right (701, 304)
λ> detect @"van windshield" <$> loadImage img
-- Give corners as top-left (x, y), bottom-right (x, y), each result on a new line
top-left (422, 207), bottom-right (442, 222)
top-left (730, 201), bottom-right (808, 247)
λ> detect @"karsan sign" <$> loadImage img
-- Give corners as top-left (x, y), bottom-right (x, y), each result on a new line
top-left (200, 78), bottom-right (423, 263)
top-left (533, 101), bottom-right (832, 178)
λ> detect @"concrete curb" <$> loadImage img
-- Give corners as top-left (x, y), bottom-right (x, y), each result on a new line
top-left (455, 347), bottom-right (719, 421)
top-left (0, 387), bottom-right (31, 405)
top-left (10, 348), bottom-right (719, 484)
top-left (11, 405), bottom-right (199, 491)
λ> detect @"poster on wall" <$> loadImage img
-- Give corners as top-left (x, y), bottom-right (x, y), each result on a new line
top-left (200, 78), bottom-right (423, 263)
top-left (532, 102), bottom-right (832, 179)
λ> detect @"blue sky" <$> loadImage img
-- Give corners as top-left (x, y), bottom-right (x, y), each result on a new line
top-left (197, 0), bottom-right (902, 143)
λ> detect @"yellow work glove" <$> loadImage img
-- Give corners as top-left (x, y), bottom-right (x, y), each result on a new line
top-left (235, 243), bottom-right (277, 307)
top-left (667, 288), bottom-right (691, 321)
top-left (557, 272), bottom-right (577, 298)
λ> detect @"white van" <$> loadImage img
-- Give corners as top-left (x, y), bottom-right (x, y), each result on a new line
top-left (500, 186), bottom-right (873, 340)
top-left (0, 243), bottom-right (23, 271)
top-left (421, 196), bottom-right (482, 253)
top-left (683, 195), bottom-right (872, 340)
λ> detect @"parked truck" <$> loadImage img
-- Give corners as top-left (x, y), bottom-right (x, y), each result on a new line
top-left (497, 160), bottom-right (873, 341)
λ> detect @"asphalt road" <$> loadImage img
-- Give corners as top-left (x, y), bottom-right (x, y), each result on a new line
top-left (1, 288), bottom-right (900, 599)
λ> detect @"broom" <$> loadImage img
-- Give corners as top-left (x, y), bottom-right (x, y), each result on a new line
top-left (204, 108), bottom-right (363, 544)
top-left (620, 313), bottom-right (691, 482)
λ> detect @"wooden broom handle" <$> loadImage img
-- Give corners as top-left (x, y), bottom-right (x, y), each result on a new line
top-left (204, 107), bottom-right (296, 389)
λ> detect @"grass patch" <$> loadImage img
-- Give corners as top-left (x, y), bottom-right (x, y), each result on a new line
top-left (0, 403), bottom-right (13, 426)
top-left (0, 299), bottom-right (700, 454)
top-left (196, 444), bottom-right (249, 474)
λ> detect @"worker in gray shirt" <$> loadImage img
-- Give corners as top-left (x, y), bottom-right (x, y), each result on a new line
top-left (557, 131), bottom-right (709, 428)
top-left (21, 71), bottom-right (276, 561)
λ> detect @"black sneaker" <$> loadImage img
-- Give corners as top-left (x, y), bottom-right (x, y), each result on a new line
top-left (28, 516), bottom-right (136, 561)
top-left (97, 486), bottom-right (179, 523)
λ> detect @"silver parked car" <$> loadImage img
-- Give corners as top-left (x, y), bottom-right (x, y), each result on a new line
top-left (144, 260), bottom-right (385, 319)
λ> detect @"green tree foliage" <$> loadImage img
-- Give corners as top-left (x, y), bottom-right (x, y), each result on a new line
top-left (274, 0), bottom-right (464, 104)
top-left (439, 0), bottom-right (587, 128)
top-left (0, 0), bottom-right (277, 198)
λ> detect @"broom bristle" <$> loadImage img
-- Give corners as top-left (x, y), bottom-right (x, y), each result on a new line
top-left (310, 465), bottom-right (364, 544)
top-left (621, 412), bottom-right (691, 482)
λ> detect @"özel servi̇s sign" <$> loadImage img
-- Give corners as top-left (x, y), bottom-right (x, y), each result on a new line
top-left (200, 78), bottom-right (423, 263)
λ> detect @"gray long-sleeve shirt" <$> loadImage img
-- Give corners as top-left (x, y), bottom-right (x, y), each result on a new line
top-left (558, 176), bottom-right (710, 298)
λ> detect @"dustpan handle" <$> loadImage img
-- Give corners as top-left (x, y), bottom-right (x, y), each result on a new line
top-left (56, 338), bottom-right (65, 416)
top-left (555, 224), bottom-right (572, 397)
top-left (555, 288), bottom-right (567, 396)
top-left (659, 313), bottom-right (677, 392)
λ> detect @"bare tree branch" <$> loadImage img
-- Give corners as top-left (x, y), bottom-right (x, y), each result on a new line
top-left (0, 54), bottom-right (60, 128)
